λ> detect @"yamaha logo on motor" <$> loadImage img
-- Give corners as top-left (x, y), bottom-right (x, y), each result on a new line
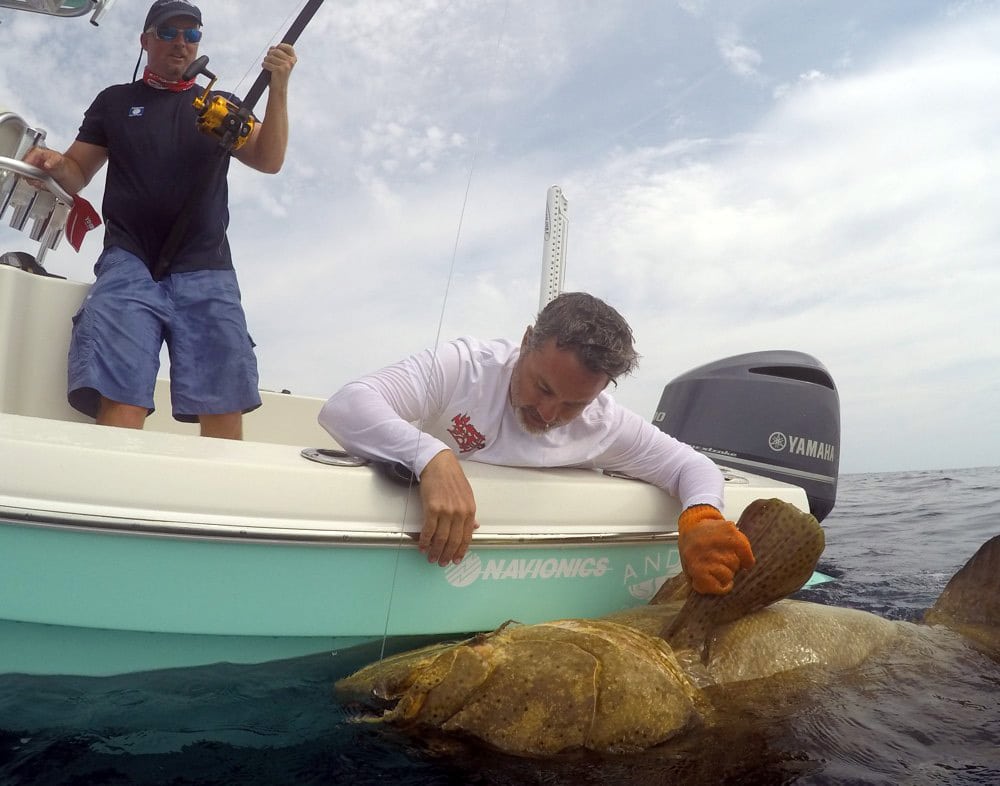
top-left (768, 431), bottom-right (836, 462)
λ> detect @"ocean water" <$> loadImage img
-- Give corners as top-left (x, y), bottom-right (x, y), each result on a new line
top-left (1, 466), bottom-right (998, 785)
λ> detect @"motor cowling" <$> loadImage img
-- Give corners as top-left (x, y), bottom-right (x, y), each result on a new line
top-left (653, 350), bottom-right (840, 521)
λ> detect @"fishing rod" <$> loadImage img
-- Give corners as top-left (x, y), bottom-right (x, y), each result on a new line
top-left (153, 0), bottom-right (326, 281)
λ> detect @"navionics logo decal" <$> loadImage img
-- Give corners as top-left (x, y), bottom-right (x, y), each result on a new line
top-left (445, 554), bottom-right (611, 588)
top-left (768, 431), bottom-right (836, 461)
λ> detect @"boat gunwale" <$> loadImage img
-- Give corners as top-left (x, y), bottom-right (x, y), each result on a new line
top-left (0, 504), bottom-right (680, 547)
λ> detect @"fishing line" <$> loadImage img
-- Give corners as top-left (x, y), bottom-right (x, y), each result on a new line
top-left (376, 0), bottom-right (513, 662)
top-left (228, 3), bottom-right (303, 99)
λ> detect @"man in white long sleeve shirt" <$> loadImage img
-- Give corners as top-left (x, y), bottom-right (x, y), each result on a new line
top-left (319, 292), bottom-right (755, 595)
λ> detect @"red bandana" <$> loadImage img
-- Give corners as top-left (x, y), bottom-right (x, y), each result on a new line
top-left (143, 66), bottom-right (196, 92)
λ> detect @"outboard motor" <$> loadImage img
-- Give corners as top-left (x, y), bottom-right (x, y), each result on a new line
top-left (653, 350), bottom-right (839, 521)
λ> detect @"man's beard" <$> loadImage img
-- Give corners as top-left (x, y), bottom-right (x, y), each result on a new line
top-left (513, 406), bottom-right (556, 435)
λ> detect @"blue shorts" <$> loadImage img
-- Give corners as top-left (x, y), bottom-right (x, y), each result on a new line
top-left (68, 247), bottom-right (262, 422)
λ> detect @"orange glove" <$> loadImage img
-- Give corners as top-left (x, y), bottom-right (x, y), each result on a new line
top-left (677, 505), bottom-right (756, 595)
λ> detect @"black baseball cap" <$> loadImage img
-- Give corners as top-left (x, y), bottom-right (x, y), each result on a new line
top-left (143, 0), bottom-right (202, 30)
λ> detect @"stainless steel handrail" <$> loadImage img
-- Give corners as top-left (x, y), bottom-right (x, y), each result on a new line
top-left (0, 0), bottom-right (115, 24)
top-left (0, 156), bottom-right (75, 206)
top-left (0, 505), bottom-right (678, 547)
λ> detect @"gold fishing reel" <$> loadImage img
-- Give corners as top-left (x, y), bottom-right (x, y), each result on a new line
top-left (185, 56), bottom-right (255, 151)
top-left (193, 92), bottom-right (255, 150)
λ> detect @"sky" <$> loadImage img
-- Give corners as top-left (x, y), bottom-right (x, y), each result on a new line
top-left (1, 0), bottom-right (999, 474)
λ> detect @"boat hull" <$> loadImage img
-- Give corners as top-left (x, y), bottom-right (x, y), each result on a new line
top-left (1, 513), bottom-right (690, 676)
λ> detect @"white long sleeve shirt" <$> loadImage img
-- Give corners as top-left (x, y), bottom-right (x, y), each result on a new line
top-left (319, 337), bottom-right (724, 511)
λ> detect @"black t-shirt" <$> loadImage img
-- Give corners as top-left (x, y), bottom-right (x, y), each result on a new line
top-left (77, 81), bottom-right (234, 274)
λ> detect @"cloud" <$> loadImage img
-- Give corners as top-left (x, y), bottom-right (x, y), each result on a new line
top-left (717, 32), bottom-right (763, 79)
top-left (552, 12), bottom-right (1000, 470)
top-left (772, 69), bottom-right (829, 100)
top-left (3, 1), bottom-right (1000, 473)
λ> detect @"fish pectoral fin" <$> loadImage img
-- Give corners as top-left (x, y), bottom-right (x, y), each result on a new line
top-left (650, 572), bottom-right (691, 604)
top-left (662, 606), bottom-right (704, 652)
top-left (925, 534), bottom-right (1000, 636)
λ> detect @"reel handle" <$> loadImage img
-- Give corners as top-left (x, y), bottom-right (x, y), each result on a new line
top-left (183, 55), bottom-right (215, 83)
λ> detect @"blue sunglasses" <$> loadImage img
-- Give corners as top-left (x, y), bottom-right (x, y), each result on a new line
top-left (152, 25), bottom-right (202, 44)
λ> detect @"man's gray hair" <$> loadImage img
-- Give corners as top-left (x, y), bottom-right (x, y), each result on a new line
top-left (527, 292), bottom-right (640, 383)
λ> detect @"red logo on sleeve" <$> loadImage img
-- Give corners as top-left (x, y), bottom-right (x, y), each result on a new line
top-left (448, 413), bottom-right (486, 453)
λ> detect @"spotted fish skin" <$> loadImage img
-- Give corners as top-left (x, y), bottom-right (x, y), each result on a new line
top-left (664, 498), bottom-right (825, 661)
top-left (334, 501), bottom-right (1000, 757)
top-left (336, 617), bottom-right (705, 755)
top-left (924, 533), bottom-right (1000, 657)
